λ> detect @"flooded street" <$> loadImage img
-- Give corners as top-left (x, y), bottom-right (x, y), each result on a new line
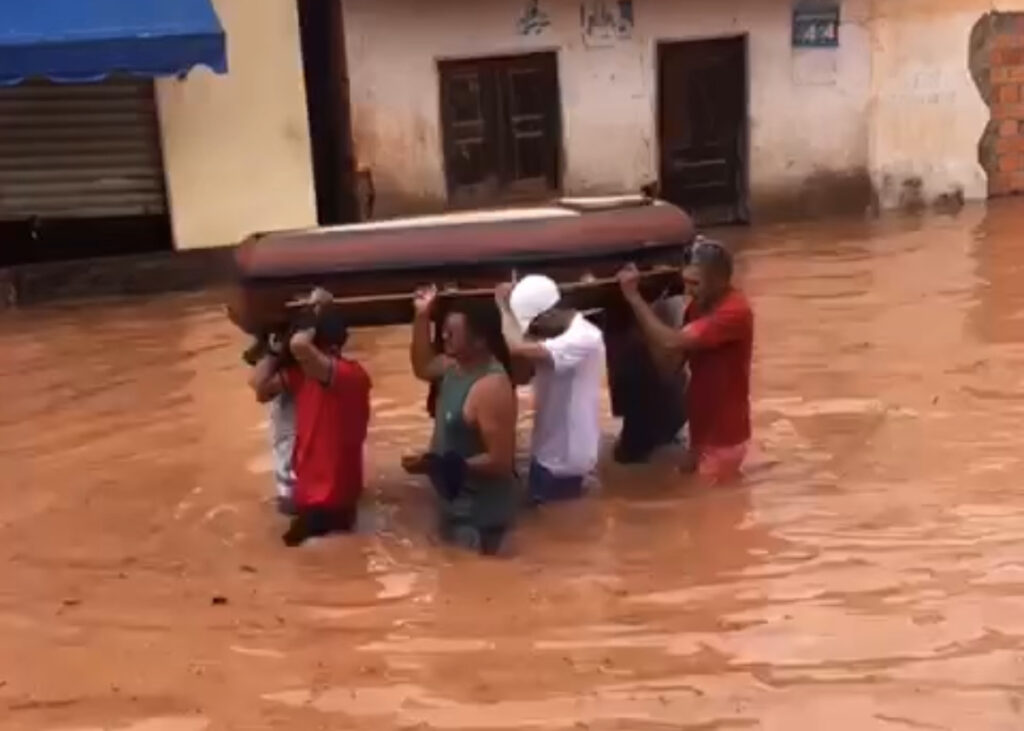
top-left (5, 201), bottom-right (1024, 730)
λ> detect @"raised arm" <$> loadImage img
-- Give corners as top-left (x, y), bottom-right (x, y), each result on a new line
top-left (289, 328), bottom-right (335, 386)
top-left (411, 286), bottom-right (446, 382)
top-left (248, 353), bottom-right (284, 403)
top-left (464, 372), bottom-right (517, 479)
top-left (495, 283), bottom-right (553, 366)
top-left (618, 264), bottom-right (693, 354)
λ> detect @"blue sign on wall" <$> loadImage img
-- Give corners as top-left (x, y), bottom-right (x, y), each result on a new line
top-left (792, 2), bottom-right (840, 48)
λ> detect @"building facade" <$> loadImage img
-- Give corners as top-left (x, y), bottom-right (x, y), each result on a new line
top-left (156, 0), bottom-right (317, 251)
top-left (5, 0), bottom-right (1024, 271)
top-left (342, 0), bottom-right (1024, 222)
top-left (0, 0), bottom-right (319, 266)
top-left (344, 0), bottom-right (871, 222)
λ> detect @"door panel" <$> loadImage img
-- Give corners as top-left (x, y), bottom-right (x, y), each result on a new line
top-left (443, 70), bottom-right (494, 189)
top-left (658, 38), bottom-right (747, 224)
top-left (503, 57), bottom-right (559, 189)
top-left (440, 53), bottom-right (560, 205)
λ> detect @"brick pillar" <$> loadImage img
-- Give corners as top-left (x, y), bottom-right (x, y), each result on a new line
top-left (988, 32), bottom-right (1024, 195)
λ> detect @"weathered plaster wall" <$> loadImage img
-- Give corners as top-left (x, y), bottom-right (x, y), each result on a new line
top-left (156, 0), bottom-right (317, 250)
top-left (867, 0), bottom-right (1024, 210)
top-left (343, 0), bottom-right (871, 219)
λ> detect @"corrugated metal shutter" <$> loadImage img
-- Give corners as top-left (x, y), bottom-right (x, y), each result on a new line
top-left (0, 78), bottom-right (166, 220)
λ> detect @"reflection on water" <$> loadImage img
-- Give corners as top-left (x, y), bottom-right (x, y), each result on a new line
top-left (4, 202), bottom-right (1024, 728)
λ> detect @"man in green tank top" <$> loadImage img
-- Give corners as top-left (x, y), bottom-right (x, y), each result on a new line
top-left (405, 286), bottom-right (519, 556)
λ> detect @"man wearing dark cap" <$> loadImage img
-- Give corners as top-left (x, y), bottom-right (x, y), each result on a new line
top-left (250, 288), bottom-right (372, 545)
top-left (618, 240), bottom-right (753, 484)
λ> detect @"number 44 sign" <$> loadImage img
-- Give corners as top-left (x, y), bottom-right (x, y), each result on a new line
top-left (792, 1), bottom-right (840, 48)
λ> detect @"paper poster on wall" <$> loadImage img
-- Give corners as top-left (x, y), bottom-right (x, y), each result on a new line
top-left (517, 0), bottom-right (550, 35)
top-left (580, 0), bottom-right (634, 47)
top-left (792, 1), bottom-right (840, 48)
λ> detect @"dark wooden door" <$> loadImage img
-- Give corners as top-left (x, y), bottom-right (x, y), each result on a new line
top-left (440, 53), bottom-right (560, 206)
top-left (658, 38), bottom-right (747, 225)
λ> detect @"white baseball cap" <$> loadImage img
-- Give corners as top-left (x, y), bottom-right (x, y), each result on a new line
top-left (509, 274), bottom-right (560, 332)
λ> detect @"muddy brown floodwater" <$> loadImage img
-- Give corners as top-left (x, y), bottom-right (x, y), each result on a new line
top-left (4, 202), bottom-right (1024, 731)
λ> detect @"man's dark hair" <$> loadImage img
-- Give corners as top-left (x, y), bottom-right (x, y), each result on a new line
top-left (447, 301), bottom-right (512, 374)
top-left (314, 304), bottom-right (350, 349)
top-left (691, 239), bottom-right (733, 280)
top-left (292, 304), bottom-right (349, 349)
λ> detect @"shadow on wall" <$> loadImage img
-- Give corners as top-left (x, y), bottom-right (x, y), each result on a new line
top-left (875, 175), bottom-right (965, 215)
top-left (971, 11), bottom-right (1024, 197)
top-left (755, 169), bottom-right (965, 222)
top-left (750, 168), bottom-right (876, 222)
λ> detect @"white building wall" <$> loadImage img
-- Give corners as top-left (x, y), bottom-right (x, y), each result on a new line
top-left (343, 0), bottom-right (872, 219)
top-left (155, 0), bottom-right (317, 250)
top-left (867, 0), bottom-right (1024, 209)
top-left (143, 0), bottom-right (1024, 247)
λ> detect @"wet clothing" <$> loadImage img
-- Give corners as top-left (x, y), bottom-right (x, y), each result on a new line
top-left (605, 299), bottom-right (688, 463)
top-left (430, 359), bottom-right (517, 551)
top-left (531, 314), bottom-right (605, 481)
top-left (695, 442), bottom-right (748, 485)
top-left (281, 505), bottom-right (357, 547)
top-left (283, 358), bottom-right (371, 511)
top-left (683, 290), bottom-right (753, 452)
top-left (268, 392), bottom-right (296, 500)
top-left (439, 520), bottom-right (508, 556)
top-left (528, 460), bottom-right (585, 503)
top-left (608, 331), bottom-right (687, 463)
top-left (421, 451), bottom-right (467, 502)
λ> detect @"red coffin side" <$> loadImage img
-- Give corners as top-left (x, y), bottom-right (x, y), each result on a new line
top-left (228, 201), bottom-right (696, 331)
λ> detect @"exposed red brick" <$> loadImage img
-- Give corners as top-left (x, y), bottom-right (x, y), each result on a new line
top-left (1005, 47), bottom-right (1024, 65)
top-left (991, 66), bottom-right (1024, 83)
top-left (999, 32), bottom-right (1024, 47)
top-left (1010, 171), bottom-right (1024, 190)
top-left (992, 102), bottom-right (1024, 119)
top-left (998, 154), bottom-right (1020, 173)
top-left (992, 47), bottom-right (1005, 65)
top-left (999, 119), bottom-right (1020, 136)
top-left (995, 136), bottom-right (1024, 154)
top-left (999, 84), bottom-right (1020, 104)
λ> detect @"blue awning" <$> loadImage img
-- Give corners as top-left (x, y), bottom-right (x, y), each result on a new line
top-left (0, 0), bottom-right (227, 86)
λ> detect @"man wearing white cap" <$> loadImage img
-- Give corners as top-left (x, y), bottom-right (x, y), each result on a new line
top-left (495, 275), bottom-right (605, 504)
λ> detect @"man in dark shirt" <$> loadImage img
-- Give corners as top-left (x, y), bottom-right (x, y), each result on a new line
top-left (604, 297), bottom-right (687, 464)
top-left (618, 240), bottom-right (753, 484)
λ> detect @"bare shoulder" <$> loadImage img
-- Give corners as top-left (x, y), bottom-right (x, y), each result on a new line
top-left (466, 370), bottom-right (516, 415)
top-left (474, 370), bottom-right (514, 398)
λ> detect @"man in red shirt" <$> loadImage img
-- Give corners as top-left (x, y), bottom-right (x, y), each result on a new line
top-left (618, 240), bottom-right (753, 484)
top-left (250, 289), bottom-right (372, 545)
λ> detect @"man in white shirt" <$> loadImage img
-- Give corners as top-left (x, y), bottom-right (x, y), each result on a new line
top-left (244, 334), bottom-right (297, 515)
top-left (496, 275), bottom-right (605, 504)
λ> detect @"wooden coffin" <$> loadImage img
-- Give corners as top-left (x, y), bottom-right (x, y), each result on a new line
top-left (227, 197), bottom-right (695, 332)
